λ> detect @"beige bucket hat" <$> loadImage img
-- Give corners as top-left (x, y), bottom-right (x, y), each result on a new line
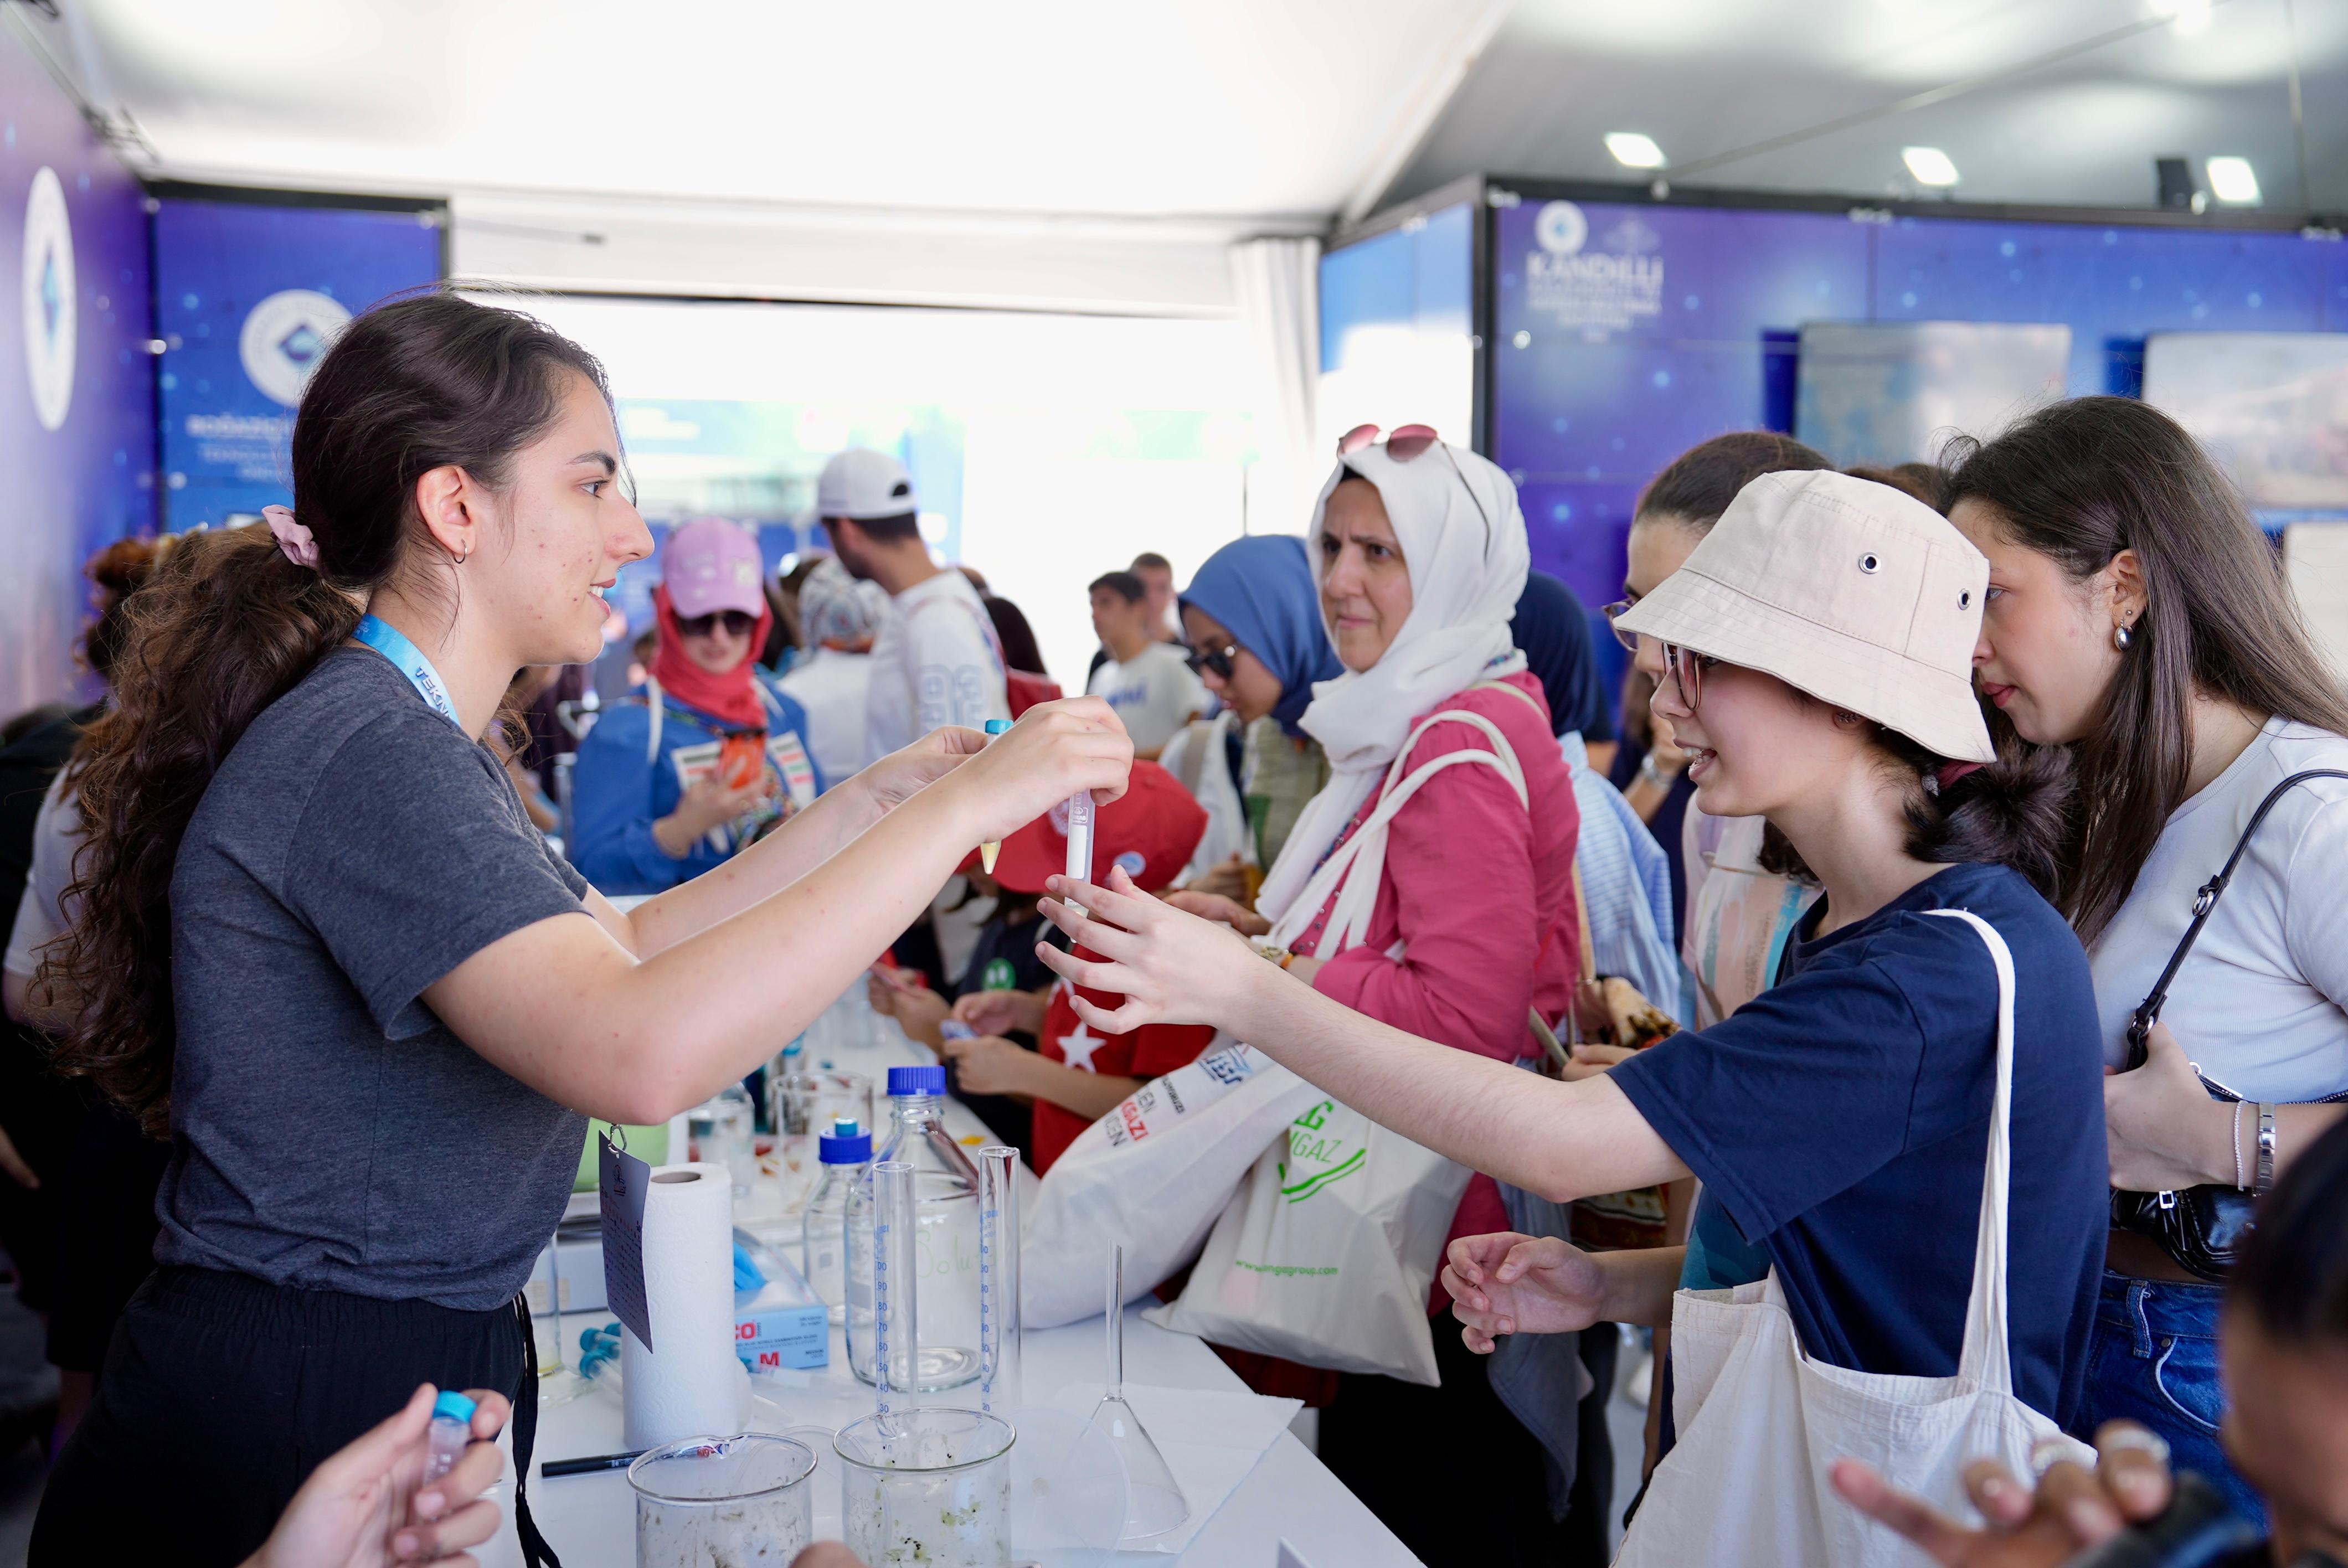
top-left (1614, 468), bottom-right (1995, 763)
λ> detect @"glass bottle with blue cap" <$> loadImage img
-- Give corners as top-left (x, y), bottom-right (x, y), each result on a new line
top-left (845, 1066), bottom-right (983, 1389)
top-left (803, 1117), bottom-right (871, 1325)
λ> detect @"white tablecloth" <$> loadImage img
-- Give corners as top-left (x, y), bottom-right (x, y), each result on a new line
top-left (483, 1013), bottom-right (1421, 1568)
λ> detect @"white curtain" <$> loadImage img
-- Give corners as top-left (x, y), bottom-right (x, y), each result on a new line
top-left (1229, 235), bottom-right (1322, 535)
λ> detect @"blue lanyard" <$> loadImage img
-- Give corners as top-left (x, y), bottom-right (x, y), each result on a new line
top-left (353, 615), bottom-right (463, 730)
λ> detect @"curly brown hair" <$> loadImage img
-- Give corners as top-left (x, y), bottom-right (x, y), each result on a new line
top-left (42, 290), bottom-right (610, 1136)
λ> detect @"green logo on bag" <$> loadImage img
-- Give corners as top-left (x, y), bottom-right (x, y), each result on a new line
top-left (1277, 1100), bottom-right (1364, 1203)
top-left (981, 958), bottom-right (1016, 991)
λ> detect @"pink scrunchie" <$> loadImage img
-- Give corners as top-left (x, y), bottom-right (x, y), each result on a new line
top-left (262, 504), bottom-right (320, 570)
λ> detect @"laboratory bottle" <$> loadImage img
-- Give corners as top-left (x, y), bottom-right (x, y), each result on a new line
top-left (689, 1082), bottom-right (758, 1198)
top-left (802, 1117), bottom-right (869, 1325)
top-left (853, 1066), bottom-right (981, 1389)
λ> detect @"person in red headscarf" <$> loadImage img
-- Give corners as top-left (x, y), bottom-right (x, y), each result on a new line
top-left (569, 519), bottom-right (826, 893)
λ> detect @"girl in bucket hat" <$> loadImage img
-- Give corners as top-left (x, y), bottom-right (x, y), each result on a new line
top-left (1032, 469), bottom-right (2114, 1557)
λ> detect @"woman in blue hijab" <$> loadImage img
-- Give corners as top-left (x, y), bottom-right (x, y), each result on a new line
top-left (1161, 534), bottom-right (1342, 895)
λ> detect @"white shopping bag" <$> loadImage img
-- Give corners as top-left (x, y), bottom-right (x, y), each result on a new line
top-left (1145, 1093), bottom-right (1472, 1385)
top-left (1022, 1040), bottom-right (1323, 1328)
top-left (1613, 910), bottom-right (2092, 1567)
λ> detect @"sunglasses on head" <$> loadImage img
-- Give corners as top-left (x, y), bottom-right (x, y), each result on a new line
top-left (678, 609), bottom-right (759, 639)
top-left (1331, 423), bottom-right (1495, 552)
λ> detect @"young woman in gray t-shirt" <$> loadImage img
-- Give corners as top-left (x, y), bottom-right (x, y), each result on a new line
top-left (27, 291), bottom-right (1132, 1568)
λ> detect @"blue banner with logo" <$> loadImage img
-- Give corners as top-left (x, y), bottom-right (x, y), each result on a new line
top-left (2, 24), bottom-right (154, 714)
top-left (154, 195), bottom-right (444, 528)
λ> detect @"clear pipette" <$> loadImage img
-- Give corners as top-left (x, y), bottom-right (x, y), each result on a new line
top-left (1064, 789), bottom-right (1095, 915)
top-left (871, 1159), bottom-right (917, 1431)
top-left (976, 1146), bottom-right (1021, 1414)
top-left (975, 719), bottom-right (1012, 873)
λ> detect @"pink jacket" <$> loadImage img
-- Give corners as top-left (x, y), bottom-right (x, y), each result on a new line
top-left (1289, 669), bottom-right (1581, 1265)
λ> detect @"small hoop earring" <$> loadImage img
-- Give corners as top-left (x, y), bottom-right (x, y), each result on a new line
top-left (2113, 623), bottom-right (2131, 651)
top-left (453, 548), bottom-right (469, 566)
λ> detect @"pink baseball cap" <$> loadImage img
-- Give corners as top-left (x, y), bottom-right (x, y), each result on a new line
top-left (662, 518), bottom-right (766, 620)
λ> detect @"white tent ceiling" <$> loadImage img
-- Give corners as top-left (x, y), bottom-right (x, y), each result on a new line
top-left (17, 0), bottom-right (2343, 313)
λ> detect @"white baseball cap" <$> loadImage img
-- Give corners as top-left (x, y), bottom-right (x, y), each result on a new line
top-left (1614, 469), bottom-right (1995, 764)
top-left (816, 449), bottom-right (918, 521)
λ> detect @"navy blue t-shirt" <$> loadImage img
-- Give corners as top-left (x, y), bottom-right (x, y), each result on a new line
top-left (1611, 861), bottom-right (2108, 1428)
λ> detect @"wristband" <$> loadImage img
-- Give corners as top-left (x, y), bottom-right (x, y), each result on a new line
top-left (2232, 1100), bottom-right (2247, 1192)
top-left (1638, 754), bottom-right (1680, 789)
top-left (2256, 1103), bottom-right (2277, 1193)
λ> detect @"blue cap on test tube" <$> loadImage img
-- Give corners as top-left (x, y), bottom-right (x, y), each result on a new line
top-left (432, 1390), bottom-right (477, 1424)
top-left (887, 1065), bottom-right (946, 1097)
top-left (985, 719), bottom-right (1012, 735)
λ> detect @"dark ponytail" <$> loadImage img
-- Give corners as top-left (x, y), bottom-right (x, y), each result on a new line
top-left (1758, 712), bottom-right (2079, 905)
top-left (45, 290), bottom-right (611, 1137)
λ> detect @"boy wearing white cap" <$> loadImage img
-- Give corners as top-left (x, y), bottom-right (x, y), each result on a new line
top-left (817, 449), bottom-right (1010, 758)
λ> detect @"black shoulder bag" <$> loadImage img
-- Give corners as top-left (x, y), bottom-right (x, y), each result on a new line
top-left (2110, 769), bottom-right (2348, 1280)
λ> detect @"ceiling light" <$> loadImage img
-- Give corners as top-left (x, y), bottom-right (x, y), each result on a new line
top-left (1902, 146), bottom-right (1960, 187)
top-left (1605, 132), bottom-right (1667, 170)
top-left (2152, 0), bottom-right (2213, 36)
top-left (2206, 156), bottom-right (2261, 204)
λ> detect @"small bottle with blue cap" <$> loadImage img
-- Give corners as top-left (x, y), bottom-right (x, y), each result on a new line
top-left (424, 1389), bottom-right (477, 1484)
top-left (802, 1116), bottom-right (871, 1324)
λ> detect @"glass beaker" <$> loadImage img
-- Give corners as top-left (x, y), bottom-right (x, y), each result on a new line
top-left (628, 1431), bottom-right (817, 1566)
top-left (834, 1407), bottom-right (1015, 1568)
top-left (688, 1084), bottom-right (758, 1198)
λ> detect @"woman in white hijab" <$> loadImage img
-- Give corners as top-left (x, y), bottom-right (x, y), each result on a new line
top-left (1165, 424), bottom-right (1583, 1567)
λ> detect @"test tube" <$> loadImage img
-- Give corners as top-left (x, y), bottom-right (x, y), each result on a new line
top-left (975, 719), bottom-right (1012, 873)
top-left (423, 1390), bottom-right (476, 1483)
top-left (871, 1159), bottom-right (918, 1426)
top-left (977, 1146), bottom-right (1022, 1414)
top-left (1064, 789), bottom-right (1095, 915)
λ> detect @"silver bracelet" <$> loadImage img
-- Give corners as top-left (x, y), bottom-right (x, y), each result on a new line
top-left (1638, 753), bottom-right (1677, 789)
top-left (2232, 1100), bottom-right (2247, 1191)
top-left (2256, 1103), bottom-right (2278, 1193)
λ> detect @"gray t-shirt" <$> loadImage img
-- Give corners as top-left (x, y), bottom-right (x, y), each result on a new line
top-left (159, 647), bottom-right (592, 1311)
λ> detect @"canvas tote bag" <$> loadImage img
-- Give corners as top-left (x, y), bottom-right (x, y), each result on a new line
top-left (1146, 697), bottom-right (1531, 1384)
top-left (1614, 909), bottom-right (2092, 1567)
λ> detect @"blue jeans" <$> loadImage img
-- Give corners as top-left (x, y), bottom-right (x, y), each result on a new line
top-left (2074, 1271), bottom-right (2264, 1531)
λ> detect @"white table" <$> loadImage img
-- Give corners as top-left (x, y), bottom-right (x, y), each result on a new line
top-left (486, 1017), bottom-right (1421, 1568)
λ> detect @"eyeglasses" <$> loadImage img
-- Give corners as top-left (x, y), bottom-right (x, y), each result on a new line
top-left (1331, 423), bottom-right (1495, 553)
top-left (1659, 642), bottom-right (1718, 711)
top-left (1603, 598), bottom-right (1639, 654)
top-left (678, 609), bottom-right (759, 639)
top-left (1188, 640), bottom-right (1242, 681)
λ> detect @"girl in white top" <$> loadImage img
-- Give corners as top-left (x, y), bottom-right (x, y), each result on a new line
top-left (1949, 394), bottom-right (2348, 1525)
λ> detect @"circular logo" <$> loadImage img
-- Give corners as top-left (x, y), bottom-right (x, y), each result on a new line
top-left (1535, 201), bottom-right (1588, 256)
top-left (21, 167), bottom-right (75, 432)
top-left (239, 288), bottom-right (351, 407)
top-left (1113, 850), bottom-right (1146, 880)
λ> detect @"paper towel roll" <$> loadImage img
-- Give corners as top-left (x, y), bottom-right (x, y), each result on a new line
top-left (622, 1162), bottom-right (739, 1450)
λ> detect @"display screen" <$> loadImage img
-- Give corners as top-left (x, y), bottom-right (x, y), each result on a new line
top-left (2145, 332), bottom-right (2348, 509)
top-left (1795, 321), bottom-right (2070, 467)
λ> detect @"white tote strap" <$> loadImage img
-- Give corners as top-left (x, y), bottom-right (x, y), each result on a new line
top-left (644, 677), bottom-right (665, 764)
top-left (1924, 907), bottom-right (2019, 1396)
top-left (1271, 708), bottom-right (1530, 953)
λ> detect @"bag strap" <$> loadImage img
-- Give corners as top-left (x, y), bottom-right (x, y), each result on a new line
top-left (2125, 768), bottom-right (2348, 1066)
top-left (1272, 705), bottom-right (1529, 953)
top-left (1924, 907), bottom-right (2020, 1397)
top-left (645, 677), bottom-right (663, 764)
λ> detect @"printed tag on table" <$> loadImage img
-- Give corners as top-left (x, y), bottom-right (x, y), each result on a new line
top-left (599, 1128), bottom-right (654, 1349)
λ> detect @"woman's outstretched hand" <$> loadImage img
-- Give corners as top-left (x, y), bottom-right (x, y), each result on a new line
top-left (242, 1383), bottom-right (511, 1568)
top-left (939, 698), bottom-right (1134, 847)
top-left (1162, 889), bottom-right (1272, 938)
top-left (856, 726), bottom-right (990, 814)
top-left (1441, 1232), bottom-right (1609, 1352)
top-left (1830, 1422), bottom-right (2176, 1567)
top-left (1034, 865), bottom-right (1270, 1035)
